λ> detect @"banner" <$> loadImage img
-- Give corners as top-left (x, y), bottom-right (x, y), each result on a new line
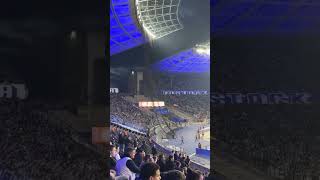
top-left (211, 92), bottom-right (312, 105)
top-left (162, 90), bottom-right (208, 95)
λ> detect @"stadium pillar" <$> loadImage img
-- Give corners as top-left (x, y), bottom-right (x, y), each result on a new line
top-left (87, 31), bottom-right (108, 127)
top-left (137, 71), bottom-right (143, 95)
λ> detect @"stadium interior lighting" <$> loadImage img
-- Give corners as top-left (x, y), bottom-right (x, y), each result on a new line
top-left (195, 41), bottom-right (210, 56)
top-left (154, 41), bottom-right (210, 73)
top-left (154, 50), bottom-right (210, 73)
top-left (135, 0), bottom-right (184, 39)
top-left (110, 0), bottom-right (146, 56)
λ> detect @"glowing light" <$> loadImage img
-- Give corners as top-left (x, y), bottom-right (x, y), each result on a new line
top-left (154, 41), bottom-right (210, 73)
top-left (195, 41), bottom-right (210, 56)
top-left (196, 48), bottom-right (210, 55)
top-left (154, 50), bottom-right (210, 73)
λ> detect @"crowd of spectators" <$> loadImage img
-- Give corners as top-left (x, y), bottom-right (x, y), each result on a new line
top-left (111, 94), bottom-right (160, 133)
top-left (157, 74), bottom-right (209, 91)
top-left (159, 95), bottom-right (209, 118)
top-left (214, 105), bottom-right (320, 179)
top-left (0, 98), bottom-right (107, 179)
top-left (110, 73), bottom-right (211, 131)
top-left (156, 74), bottom-right (210, 118)
top-left (109, 75), bottom-right (212, 179)
top-left (109, 126), bottom-right (211, 180)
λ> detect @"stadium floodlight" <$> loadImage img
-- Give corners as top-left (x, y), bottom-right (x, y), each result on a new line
top-left (135, 0), bottom-right (184, 39)
top-left (110, 0), bottom-right (146, 56)
top-left (194, 41), bottom-right (210, 56)
top-left (195, 41), bottom-right (210, 55)
top-left (110, 0), bottom-right (184, 56)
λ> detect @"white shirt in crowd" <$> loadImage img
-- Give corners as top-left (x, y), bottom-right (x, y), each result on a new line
top-left (116, 157), bottom-right (136, 180)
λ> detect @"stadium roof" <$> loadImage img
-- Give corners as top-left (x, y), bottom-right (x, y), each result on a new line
top-left (110, 0), bottom-right (146, 56)
top-left (212, 0), bottom-right (320, 36)
top-left (114, 0), bottom-right (320, 73)
top-left (151, 0), bottom-right (320, 74)
top-left (135, 0), bottom-right (183, 39)
top-left (153, 41), bottom-right (210, 73)
top-left (110, 0), bottom-right (184, 56)
top-left (110, 0), bottom-right (210, 68)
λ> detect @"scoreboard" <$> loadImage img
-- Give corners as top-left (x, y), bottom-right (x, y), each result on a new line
top-left (139, 101), bottom-right (165, 107)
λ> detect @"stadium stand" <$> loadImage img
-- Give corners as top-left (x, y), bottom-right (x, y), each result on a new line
top-left (0, 99), bottom-right (107, 179)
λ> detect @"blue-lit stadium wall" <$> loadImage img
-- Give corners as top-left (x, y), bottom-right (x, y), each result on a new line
top-left (154, 108), bottom-right (186, 123)
top-left (110, 0), bottom-right (146, 56)
top-left (196, 148), bottom-right (210, 159)
top-left (153, 107), bottom-right (170, 115)
top-left (153, 49), bottom-right (210, 73)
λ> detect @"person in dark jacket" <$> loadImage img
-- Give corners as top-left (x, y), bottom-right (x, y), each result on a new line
top-left (165, 155), bottom-right (175, 171)
top-left (133, 137), bottom-right (138, 149)
top-left (118, 132), bottom-right (125, 153)
top-left (123, 133), bottom-right (130, 150)
top-left (156, 154), bottom-right (166, 172)
top-left (140, 154), bottom-right (155, 168)
top-left (151, 144), bottom-right (158, 156)
top-left (174, 151), bottom-right (179, 161)
top-left (134, 149), bottom-right (145, 167)
top-left (138, 162), bottom-right (161, 180)
top-left (180, 156), bottom-right (187, 168)
top-left (185, 156), bottom-right (190, 167)
top-left (140, 141), bottom-right (152, 155)
top-left (161, 170), bottom-right (186, 180)
top-left (186, 168), bottom-right (204, 180)
top-left (174, 161), bottom-right (182, 172)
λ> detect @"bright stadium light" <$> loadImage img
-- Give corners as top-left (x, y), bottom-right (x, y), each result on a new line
top-left (110, 0), bottom-right (184, 56)
top-left (153, 41), bottom-right (210, 73)
top-left (195, 41), bottom-right (210, 56)
top-left (135, 0), bottom-right (184, 39)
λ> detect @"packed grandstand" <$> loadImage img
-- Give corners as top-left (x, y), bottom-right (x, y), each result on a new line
top-left (109, 73), bottom-right (212, 180)
top-left (0, 98), bottom-right (107, 179)
top-left (212, 39), bottom-right (320, 179)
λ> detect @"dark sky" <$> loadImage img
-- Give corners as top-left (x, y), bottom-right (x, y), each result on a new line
top-left (0, 1), bottom-right (104, 63)
top-left (0, 2), bottom-right (104, 98)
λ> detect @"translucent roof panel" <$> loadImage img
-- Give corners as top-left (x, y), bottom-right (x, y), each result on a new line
top-left (154, 48), bottom-right (210, 73)
top-left (110, 0), bottom-right (146, 56)
top-left (135, 0), bottom-right (183, 39)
